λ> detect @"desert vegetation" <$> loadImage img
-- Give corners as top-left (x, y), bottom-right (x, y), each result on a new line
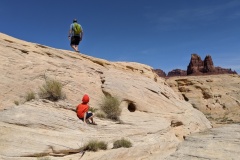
top-left (14, 100), bottom-right (19, 105)
top-left (38, 78), bottom-right (65, 101)
top-left (25, 90), bottom-right (36, 102)
top-left (113, 138), bottom-right (132, 149)
top-left (99, 95), bottom-right (121, 121)
top-left (14, 78), bottom-right (65, 105)
top-left (82, 138), bottom-right (132, 152)
top-left (88, 107), bottom-right (98, 113)
top-left (95, 111), bottom-right (107, 119)
top-left (82, 140), bottom-right (108, 152)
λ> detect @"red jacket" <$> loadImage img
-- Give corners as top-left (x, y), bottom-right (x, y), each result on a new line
top-left (76, 94), bottom-right (90, 118)
top-left (76, 103), bottom-right (89, 118)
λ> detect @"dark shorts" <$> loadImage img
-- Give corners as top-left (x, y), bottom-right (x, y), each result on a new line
top-left (70, 36), bottom-right (80, 45)
top-left (79, 112), bottom-right (93, 121)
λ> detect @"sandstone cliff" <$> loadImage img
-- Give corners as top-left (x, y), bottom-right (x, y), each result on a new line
top-left (1, 33), bottom-right (240, 160)
top-left (166, 74), bottom-right (240, 127)
top-left (153, 69), bottom-right (167, 77)
top-left (167, 69), bottom-right (187, 77)
top-left (187, 54), bottom-right (237, 75)
top-left (0, 33), bottom-right (212, 160)
top-left (166, 124), bottom-right (240, 160)
top-left (165, 74), bottom-right (240, 159)
top-left (154, 54), bottom-right (237, 77)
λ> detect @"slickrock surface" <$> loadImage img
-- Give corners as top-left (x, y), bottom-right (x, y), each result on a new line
top-left (1, 33), bottom-right (239, 160)
top-left (166, 124), bottom-right (240, 160)
top-left (166, 74), bottom-right (240, 127)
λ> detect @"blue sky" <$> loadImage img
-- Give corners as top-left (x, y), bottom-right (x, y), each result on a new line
top-left (1, 0), bottom-right (240, 74)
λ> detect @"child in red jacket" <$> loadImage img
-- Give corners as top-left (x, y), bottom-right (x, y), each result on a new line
top-left (76, 94), bottom-right (96, 125)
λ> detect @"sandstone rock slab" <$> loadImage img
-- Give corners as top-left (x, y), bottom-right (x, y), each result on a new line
top-left (166, 124), bottom-right (240, 160)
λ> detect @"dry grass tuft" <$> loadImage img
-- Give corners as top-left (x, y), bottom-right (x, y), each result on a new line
top-left (100, 96), bottom-right (121, 121)
top-left (113, 138), bottom-right (132, 149)
top-left (25, 90), bottom-right (35, 102)
top-left (82, 140), bottom-right (107, 152)
top-left (38, 79), bottom-right (65, 101)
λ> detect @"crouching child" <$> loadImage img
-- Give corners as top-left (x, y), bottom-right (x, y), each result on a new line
top-left (76, 94), bottom-right (97, 125)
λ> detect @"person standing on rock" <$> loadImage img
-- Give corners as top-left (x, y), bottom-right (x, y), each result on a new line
top-left (68, 19), bottom-right (83, 52)
top-left (76, 94), bottom-right (97, 125)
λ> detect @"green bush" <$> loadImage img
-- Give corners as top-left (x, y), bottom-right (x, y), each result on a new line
top-left (14, 100), bottom-right (19, 105)
top-left (82, 140), bottom-right (107, 152)
top-left (100, 96), bottom-right (121, 121)
top-left (89, 107), bottom-right (98, 113)
top-left (25, 90), bottom-right (35, 101)
top-left (97, 141), bottom-right (108, 150)
top-left (38, 79), bottom-right (65, 101)
top-left (113, 138), bottom-right (132, 149)
top-left (95, 112), bottom-right (106, 119)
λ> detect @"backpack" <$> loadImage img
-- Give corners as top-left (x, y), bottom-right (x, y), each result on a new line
top-left (73, 23), bottom-right (82, 35)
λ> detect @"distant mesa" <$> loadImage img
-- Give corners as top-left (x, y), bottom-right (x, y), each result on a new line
top-left (153, 69), bottom-right (166, 77)
top-left (187, 54), bottom-right (237, 75)
top-left (154, 53), bottom-right (237, 77)
top-left (187, 54), bottom-right (215, 75)
top-left (167, 69), bottom-right (187, 77)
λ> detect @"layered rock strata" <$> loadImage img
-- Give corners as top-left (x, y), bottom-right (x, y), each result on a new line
top-left (0, 33), bottom-right (212, 160)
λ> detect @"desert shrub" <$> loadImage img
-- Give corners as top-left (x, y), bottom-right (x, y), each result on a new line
top-left (95, 112), bottom-right (106, 119)
top-left (89, 107), bottom-right (98, 113)
top-left (100, 96), bottom-right (121, 121)
top-left (25, 90), bottom-right (35, 101)
top-left (113, 138), bottom-right (132, 149)
top-left (14, 100), bottom-right (19, 105)
top-left (38, 79), bottom-right (65, 101)
top-left (97, 141), bottom-right (108, 150)
top-left (82, 140), bottom-right (107, 152)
